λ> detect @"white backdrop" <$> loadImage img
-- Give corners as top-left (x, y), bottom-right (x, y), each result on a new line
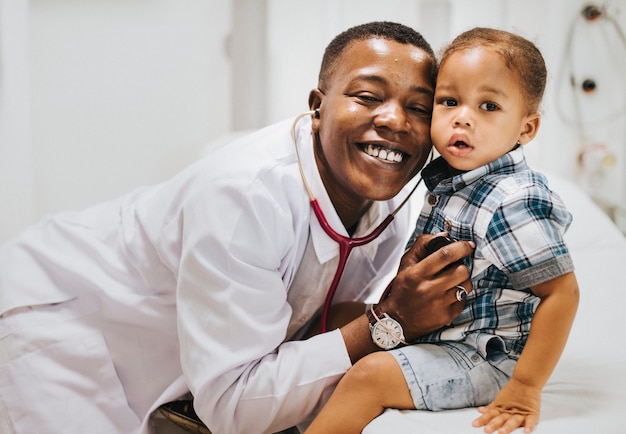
top-left (1, 0), bottom-right (625, 243)
top-left (0, 0), bottom-right (232, 242)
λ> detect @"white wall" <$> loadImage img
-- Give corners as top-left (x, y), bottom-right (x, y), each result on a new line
top-left (29, 0), bottom-right (233, 212)
top-left (0, 0), bottom-right (233, 242)
top-left (2, 0), bottom-right (625, 242)
top-left (0, 0), bottom-right (34, 242)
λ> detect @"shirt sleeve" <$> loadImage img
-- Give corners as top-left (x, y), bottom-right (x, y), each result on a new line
top-left (480, 180), bottom-right (574, 288)
top-left (175, 177), bottom-right (353, 434)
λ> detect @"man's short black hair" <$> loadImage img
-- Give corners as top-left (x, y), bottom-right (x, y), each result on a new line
top-left (318, 21), bottom-right (437, 90)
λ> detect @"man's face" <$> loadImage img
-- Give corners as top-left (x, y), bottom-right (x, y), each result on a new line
top-left (311, 38), bottom-right (435, 216)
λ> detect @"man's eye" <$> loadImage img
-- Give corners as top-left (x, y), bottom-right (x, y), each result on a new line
top-left (409, 105), bottom-right (432, 116)
top-left (480, 101), bottom-right (499, 111)
top-left (349, 93), bottom-right (380, 103)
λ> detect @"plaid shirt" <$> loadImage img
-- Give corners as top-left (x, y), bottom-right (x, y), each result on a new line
top-left (410, 147), bottom-right (574, 354)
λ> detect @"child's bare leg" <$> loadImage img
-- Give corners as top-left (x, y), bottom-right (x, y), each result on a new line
top-left (304, 351), bottom-right (415, 434)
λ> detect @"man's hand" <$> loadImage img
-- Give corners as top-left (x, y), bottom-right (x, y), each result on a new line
top-left (339, 234), bottom-right (474, 364)
top-left (378, 234), bottom-right (474, 341)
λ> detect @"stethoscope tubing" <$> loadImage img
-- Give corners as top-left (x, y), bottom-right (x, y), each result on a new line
top-left (311, 199), bottom-right (395, 332)
top-left (291, 112), bottom-right (426, 332)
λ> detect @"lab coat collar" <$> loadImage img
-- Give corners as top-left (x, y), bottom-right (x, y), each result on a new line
top-left (293, 116), bottom-right (396, 264)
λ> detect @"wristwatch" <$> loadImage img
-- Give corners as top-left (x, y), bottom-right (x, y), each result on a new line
top-left (367, 305), bottom-right (406, 350)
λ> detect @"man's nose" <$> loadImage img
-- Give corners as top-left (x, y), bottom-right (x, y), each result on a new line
top-left (374, 101), bottom-right (409, 133)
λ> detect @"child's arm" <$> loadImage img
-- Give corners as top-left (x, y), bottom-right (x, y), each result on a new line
top-left (472, 271), bottom-right (579, 434)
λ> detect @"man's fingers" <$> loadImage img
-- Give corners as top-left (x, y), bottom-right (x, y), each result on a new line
top-left (422, 239), bottom-right (475, 274)
top-left (401, 236), bottom-right (475, 275)
top-left (399, 233), bottom-right (443, 270)
top-left (447, 286), bottom-right (467, 319)
top-left (450, 280), bottom-right (472, 301)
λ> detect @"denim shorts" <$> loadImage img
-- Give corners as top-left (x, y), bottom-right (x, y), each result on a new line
top-left (389, 334), bottom-right (518, 411)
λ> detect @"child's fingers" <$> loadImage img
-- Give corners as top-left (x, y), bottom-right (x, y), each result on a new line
top-left (473, 409), bottom-right (534, 434)
top-left (472, 407), bottom-right (498, 426)
top-left (522, 415), bottom-right (539, 433)
top-left (473, 408), bottom-right (505, 432)
top-left (496, 414), bottom-right (525, 434)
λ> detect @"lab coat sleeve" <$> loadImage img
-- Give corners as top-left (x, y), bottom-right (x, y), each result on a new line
top-left (175, 177), bottom-right (353, 434)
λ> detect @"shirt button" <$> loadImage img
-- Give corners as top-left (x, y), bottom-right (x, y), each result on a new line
top-left (454, 182), bottom-right (466, 191)
top-left (428, 194), bottom-right (438, 206)
top-left (471, 354), bottom-right (480, 362)
top-left (444, 220), bottom-right (453, 231)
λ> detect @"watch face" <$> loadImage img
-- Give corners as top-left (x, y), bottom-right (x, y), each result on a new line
top-left (372, 317), bottom-right (403, 349)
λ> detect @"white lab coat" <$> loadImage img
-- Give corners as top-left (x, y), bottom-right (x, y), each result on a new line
top-left (0, 116), bottom-right (415, 434)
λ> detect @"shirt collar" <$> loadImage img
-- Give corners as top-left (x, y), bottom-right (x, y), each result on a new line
top-left (294, 116), bottom-right (396, 263)
top-left (422, 146), bottom-right (527, 194)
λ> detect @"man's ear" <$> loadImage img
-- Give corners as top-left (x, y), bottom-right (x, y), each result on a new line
top-left (308, 88), bottom-right (324, 132)
top-left (518, 114), bottom-right (540, 145)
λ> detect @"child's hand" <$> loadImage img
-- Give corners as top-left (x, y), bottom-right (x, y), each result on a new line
top-left (472, 378), bottom-right (541, 433)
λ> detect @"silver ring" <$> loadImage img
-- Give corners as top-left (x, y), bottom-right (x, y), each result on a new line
top-left (455, 285), bottom-right (469, 302)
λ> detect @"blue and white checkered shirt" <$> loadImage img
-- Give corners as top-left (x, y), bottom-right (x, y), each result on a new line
top-left (410, 147), bottom-right (574, 354)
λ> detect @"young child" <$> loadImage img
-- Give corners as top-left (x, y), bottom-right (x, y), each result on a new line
top-left (304, 27), bottom-right (579, 434)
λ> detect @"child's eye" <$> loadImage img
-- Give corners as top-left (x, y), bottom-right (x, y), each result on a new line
top-left (441, 98), bottom-right (457, 107)
top-left (479, 101), bottom-right (499, 111)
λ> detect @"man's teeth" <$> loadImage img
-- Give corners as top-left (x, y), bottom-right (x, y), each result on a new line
top-left (365, 144), bottom-right (404, 163)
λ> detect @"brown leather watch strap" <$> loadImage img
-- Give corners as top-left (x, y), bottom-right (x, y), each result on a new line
top-left (366, 304), bottom-right (384, 326)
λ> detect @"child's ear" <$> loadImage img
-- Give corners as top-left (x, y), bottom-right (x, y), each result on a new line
top-left (518, 114), bottom-right (540, 145)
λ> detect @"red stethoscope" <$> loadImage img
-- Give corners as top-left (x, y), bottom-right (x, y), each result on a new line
top-left (291, 111), bottom-right (428, 332)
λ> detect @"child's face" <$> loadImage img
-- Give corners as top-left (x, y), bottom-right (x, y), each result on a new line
top-left (431, 47), bottom-right (539, 172)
